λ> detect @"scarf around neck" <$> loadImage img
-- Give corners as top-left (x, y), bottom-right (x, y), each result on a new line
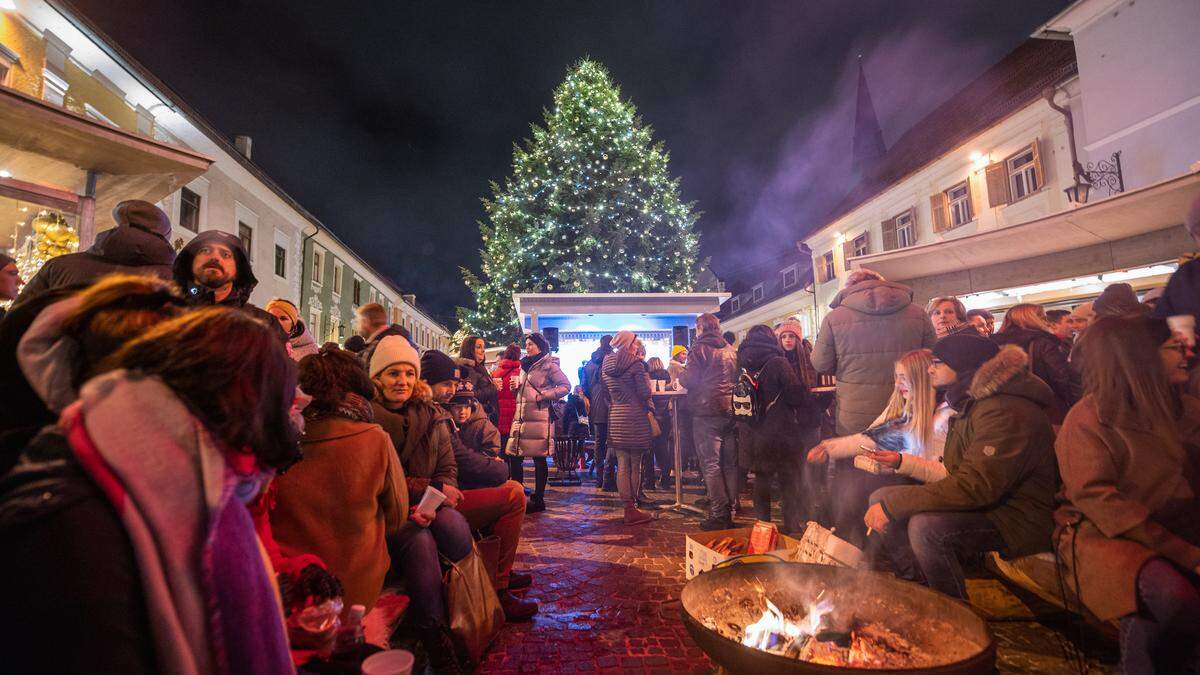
top-left (520, 351), bottom-right (547, 372)
top-left (383, 395), bottom-right (436, 464)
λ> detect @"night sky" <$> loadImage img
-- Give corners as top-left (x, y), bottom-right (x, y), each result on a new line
top-left (72, 0), bottom-right (1068, 323)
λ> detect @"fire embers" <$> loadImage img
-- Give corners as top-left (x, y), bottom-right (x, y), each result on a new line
top-left (714, 588), bottom-right (931, 669)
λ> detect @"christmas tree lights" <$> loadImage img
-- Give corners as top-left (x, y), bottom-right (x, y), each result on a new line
top-left (458, 60), bottom-right (701, 342)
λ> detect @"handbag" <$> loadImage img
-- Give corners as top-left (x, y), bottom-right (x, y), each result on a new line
top-left (442, 544), bottom-right (504, 664)
top-left (647, 411), bottom-right (662, 438)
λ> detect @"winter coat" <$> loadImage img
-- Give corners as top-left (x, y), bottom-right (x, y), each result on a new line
top-left (171, 229), bottom-right (257, 308)
top-left (288, 321), bottom-right (319, 361)
top-left (271, 417), bottom-right (407, 611)
top-left (811, 280), bottom-right (937, 435)
top-left (582, 348), bottom-right (613, 424)
top-left (507, 354), bottom-right (570, 458)
top-left (0, 430), bottom-right (156, 674)
top-left (875, 346), bottom-right (1059, 558)
top-left (603, 351), bottom-right (653, 452)
top-left (734, 335), bottom-right (814, 471)
top-left (491, 358), bottom-right (522, 436)
top-left (358, 324), bottom-right (414, 370)
top-left (456, 357), bottom-right (500, 426)
top-left (562, 393), bottom-right (590, 437)
top-left (1155, 257), bottom-right (1199, 326)
top-left (679, 331), bottom-right (737, 418)
top-left (667, 358), bottom-right (686, 384)
top-left (993, 325), bottom-right (1074, 423)
top-left (451, 402), bottom-right (510, 489)
top-left (1053, 395), bottom-right (1200, 620)
top-left (371, 381), bottom-right (459, 500)
top-left (13, 225), bottom-right (174, 307)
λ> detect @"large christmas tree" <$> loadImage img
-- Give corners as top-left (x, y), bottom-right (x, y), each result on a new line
top-left (459, 59), bottom-right (701, 342)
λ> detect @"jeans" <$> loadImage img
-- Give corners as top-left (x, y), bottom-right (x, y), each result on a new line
top-left (1119, 558), bottom-right (1200, 674)
top-left (386, 506), bottom-right (473, 627)
top-left (693, 415), bottom-right (738, 518)
top-left (457, 480), bottom-right (526, 590)
top-left (591, 422), bottom-right (614, 486)
top-left (507, 456), bottom-right (548, 498)
top-left (752, 430), bottom-right (820, 533)
top-left (872, 505), bottom-right (1006, 601)
top-left (613, 447), bottom-right (645, 504)
top-left (833, 466), bottom-right (917, 548)
top-left (645, 422), bottom-right (672, 484)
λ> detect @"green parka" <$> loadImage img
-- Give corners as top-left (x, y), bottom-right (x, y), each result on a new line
top-left (876, 345), bottom-right (1059, 558)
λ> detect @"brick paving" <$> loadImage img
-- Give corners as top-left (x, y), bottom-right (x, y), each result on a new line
top-left (480, 475), bottom-right (1119, 674)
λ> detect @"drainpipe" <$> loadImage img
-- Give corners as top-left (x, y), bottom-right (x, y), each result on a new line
top-left (1043, 86), bottom-right (1086, 182)
top-left (299, 222), bottom-right (319, 309)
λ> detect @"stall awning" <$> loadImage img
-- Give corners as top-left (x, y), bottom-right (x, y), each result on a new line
top-left (851, 171), bottom-right (1200, 282)
top-left (0, 85), bottom-right (212, 228)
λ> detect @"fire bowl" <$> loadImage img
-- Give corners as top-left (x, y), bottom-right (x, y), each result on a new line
top-left (680, 562), bottom-right (995, 674)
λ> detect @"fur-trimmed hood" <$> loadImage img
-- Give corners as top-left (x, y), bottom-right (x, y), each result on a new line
top-left (968, 344), bottom-right (1055, 407)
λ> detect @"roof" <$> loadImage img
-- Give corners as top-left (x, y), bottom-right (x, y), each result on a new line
top-left (820, 38), bottom-right (1078, 228)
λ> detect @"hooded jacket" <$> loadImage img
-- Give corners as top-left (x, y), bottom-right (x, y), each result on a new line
top-left (371, 381), bottom-right (458, 500)
top-left (448, 401), bottom-right (509, 489)
top-left (811, 280), bottom-right (937, 435)
top-left (602, 350), bottom-right (653, 451)
top-left (735, 333), bottom-right (815, 470)
top-left (14, 203), bottom-right (175, 307)
top-left (491, 358), bottom-right (522, 436)
top-left (171, 230), bottom-right (258, 308)
top-left (455, 356), bottom-right (499, 425)
top-left (287, 321), bottom-right (319, 361)
top-left (993, 325), bottom-right (1074, 422)
top-left (679, 331), bottom-right (737, 418)
top-left (874, 345), bottom-right (1059, 558)
top-left (506, 354), bottom-right (570, 458)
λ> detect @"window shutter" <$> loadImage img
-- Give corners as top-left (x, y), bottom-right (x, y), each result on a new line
top-left (985, 162), bottom-right (1010, 207)
top-left (907, 207), bottom-right (919, 244)
top-left (842, 240), bottom-right (854, 271)
top-left (881, 218), bottom-right (898, 251)
top-left (814, 254), bottom-right (827, 284)
top-left (965, 177), bottom-right (977, 220)
top-left (930, 192), bottom-right (949, 233)
top-left (1030, 138), bottom-right (1044, 191)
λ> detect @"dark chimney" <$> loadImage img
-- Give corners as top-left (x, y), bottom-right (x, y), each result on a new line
top-left (234, 135), bottom-right (253, 159)
top-left (402, 294), bottom-right (417, 305)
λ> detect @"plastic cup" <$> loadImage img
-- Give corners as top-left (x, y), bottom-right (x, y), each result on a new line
top-left (362, 649), bottom-right (414, 675)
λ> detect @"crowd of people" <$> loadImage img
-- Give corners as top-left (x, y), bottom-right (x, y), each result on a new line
top-left (0, 195), bottom-right (1198, 674)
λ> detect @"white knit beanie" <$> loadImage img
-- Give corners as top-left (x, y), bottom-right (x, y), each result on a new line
top-left (611, 330), bottom-right (636, 351)
top-left (370, 335), bottom-right (421, 379)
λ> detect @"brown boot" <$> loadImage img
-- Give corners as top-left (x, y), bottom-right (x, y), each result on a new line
top-left (623, 502), bottom-right (652, 525)
top-left (499, 589), bottom-right (538, 621)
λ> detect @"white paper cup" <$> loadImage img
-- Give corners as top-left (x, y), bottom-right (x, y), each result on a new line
top-left (416, 486), bottom-right (446, 519)
top-left (362, 649), bottom-right (414, 675)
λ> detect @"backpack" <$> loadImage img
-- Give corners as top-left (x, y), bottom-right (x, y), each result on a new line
top-left (732, 365), bottom-right (771, 425)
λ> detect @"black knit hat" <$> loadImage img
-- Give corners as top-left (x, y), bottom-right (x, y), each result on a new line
top-left (932, 332), bottom-right (999, 373)
top-left (525, 332), bottom-right (550, 354)
top-left (420, 349), bottom-right (461, 385)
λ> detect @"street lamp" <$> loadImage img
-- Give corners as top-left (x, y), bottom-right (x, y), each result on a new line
top-left (1065, 151), bottom-right (1124, 206)
top-left (1063, 177), bottom-right (1092, 206)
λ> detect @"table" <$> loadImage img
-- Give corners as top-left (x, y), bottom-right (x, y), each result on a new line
top-left (651, 388), bottom-right (705, 516)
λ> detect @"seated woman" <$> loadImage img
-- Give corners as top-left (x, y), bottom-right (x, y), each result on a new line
top-left (1055, 316), bottom-right (1200, 674)
top-left (993, 303), bottom-right (1075, 423)
top-left (270, 348), bottom-right (408, 611)
top-left (807, 349), bottom-right (951, 545)
top-left (1, 307), bottom-right (299, 674)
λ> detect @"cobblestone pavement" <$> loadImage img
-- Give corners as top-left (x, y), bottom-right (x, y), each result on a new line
top-left (480, 475), bottom-right (1118, 674)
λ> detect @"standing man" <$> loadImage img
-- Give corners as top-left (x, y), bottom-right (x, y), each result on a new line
top-left (966, 309), bottom-right (995, 336)
top-left (679, 313), bottom-right (738, 530)
top-left (355, 302), bottom-right (414, 366)
top-left (582, 335), bottom-right (614, 489)
top-left (812, 269), bottom-right (937, 435)
top-left (0, 253), bottom-right (21, 322)
top-left (172, 230), bottom-right (257, 307)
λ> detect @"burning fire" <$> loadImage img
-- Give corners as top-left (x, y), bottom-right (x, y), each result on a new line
top-left (741, 593), bottom-right (833, 654)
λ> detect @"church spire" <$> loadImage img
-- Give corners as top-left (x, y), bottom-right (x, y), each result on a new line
top-left (852, 55), bottom-right (886, 174)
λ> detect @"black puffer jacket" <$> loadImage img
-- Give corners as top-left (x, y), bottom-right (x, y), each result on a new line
top-left (993, 325), bottom-right (1074, 422)
top-left (14, 226), bottom-right (174, 307)
top-left (735, 333), bottom-right (814, 470)
top-left (456, 357), bottom-right (499, 426)
top-left (602, 350), bottom-right (652, 451)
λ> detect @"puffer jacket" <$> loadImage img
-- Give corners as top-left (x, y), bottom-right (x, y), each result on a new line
top-left (679, 331), bottom-right (737, 418)
top-left (582, 348), bottom-right (612, 424)
top-left (735, 334), bottom-right (815, 471)
top-left (811, 280), bottom-right (937, 435)
top-left (456, 357), bottom-right (499, 426)
top-left (491, 358), bottom-right (522, 436)
top-left (288, 321), bottom-right (319, 361)
top-left (602, 351), bottom-right (653, 451)
top-left (449, 402), bottom-right (509, 490)
top-left (993, 325), bottom-right (1074, 423)
top-left (507, 354), bottom-right (570, 458)
top-left (14, 226), bottom-right (174, 307)
top-left (371, 381), bottom-right (459, 500)
top-left (875, 346), bottom-right (1059, 558)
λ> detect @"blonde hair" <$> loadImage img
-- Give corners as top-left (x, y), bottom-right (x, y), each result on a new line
top-left (1000, 303), bottom-right (1052, 333)
top-left (871, 349), bottom-right (937, 454)
top-left (925, 296), bottom-right (967, 321)
top-left (647, 357), bottom-right (664, 371)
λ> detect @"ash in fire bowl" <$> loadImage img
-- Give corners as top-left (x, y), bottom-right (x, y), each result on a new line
top-left (681, 562), bottom-right (994, 674)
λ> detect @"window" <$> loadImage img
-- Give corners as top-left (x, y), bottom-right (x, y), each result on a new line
top-left (944, 182), bottom-right (972, 227)
top-left (782, 266), bottom-right (797, 290)
top-left (274, 244), bottom-right (287, 278)
top-left (730, 296), bottom-right (740, 313)
top-left (895, 211), bottom-right (915, 248)
top-left (311, 247), bottom-right (323, 285)
top-left (751, 284), bottom-right (764, 303)
top-left (353, 277), bottom-right (362, 305)
top-left (818, 251), bottom-right (835, 283)
top-left (179, 187), bottom-right (201, 233)
top-left (309, 310), bottom-right (322, 338)
top-left (42, 69), bottom-right (67, 106)
top-left (332, 261), bottom-right (344, 297)
top-left (842, 232), bottom-right (869, 271)
top-left (0, 42), bottom-right (14, 87)
top-left (237, 222), bottom-right (253, 261)
top-left (1007, 144), bottom-right (1041, 201)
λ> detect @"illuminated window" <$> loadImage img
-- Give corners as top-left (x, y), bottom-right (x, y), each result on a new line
top-left (1007, 145), bottom-right (1041, 200)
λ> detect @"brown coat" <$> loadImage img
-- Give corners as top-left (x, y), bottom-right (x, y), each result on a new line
top-left (1053, 395), bottom-right (1200, 620)
top-left (270, 417), bottom-right (408, 611)
top-left (372, 380), bottom-right (459, 498)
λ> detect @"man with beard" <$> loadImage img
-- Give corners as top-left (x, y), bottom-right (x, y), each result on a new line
top-left (172, 230), bottom-right (257, 308)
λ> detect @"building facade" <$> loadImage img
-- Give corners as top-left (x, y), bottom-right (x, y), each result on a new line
top-left (716, 246), bottom-right (816, 343)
